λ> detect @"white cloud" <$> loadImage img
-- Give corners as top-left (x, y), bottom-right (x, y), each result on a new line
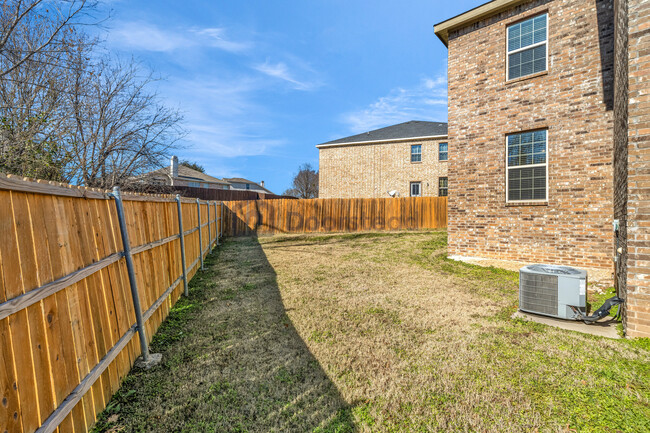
top-left (342, 76), bottom-right (448, 133)
top-left (109, 22), bottom-right (252, 53)
top-left (254, 59), bottom-right (322, 91)
top-left (159, 75), bottom-right (286, 175)
top-left (194, 28), bottom-right (252, 53)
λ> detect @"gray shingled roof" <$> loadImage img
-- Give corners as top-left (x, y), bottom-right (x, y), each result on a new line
top-left (146, 165), bottom-right (230, 185)
top-left (318, 121), bottom-right (448, 147)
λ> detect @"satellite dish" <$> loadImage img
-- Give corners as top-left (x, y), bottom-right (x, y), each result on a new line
top-left (387, 190), bottom-right (399, 197)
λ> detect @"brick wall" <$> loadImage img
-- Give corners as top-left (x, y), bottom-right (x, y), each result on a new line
top-left (613, 0), bottom-right (629, 327)
top-left (624, 0), bottom-right (650, 337)
top-left (447, 0), bottom-right (615, 270)
top-left (318, 138), bottom-right (448, 198)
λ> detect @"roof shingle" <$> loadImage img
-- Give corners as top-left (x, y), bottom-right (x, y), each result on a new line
top-left (317, 120), bottom-right (448, 147)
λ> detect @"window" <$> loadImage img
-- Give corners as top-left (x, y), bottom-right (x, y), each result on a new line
top-left (439, 142), bottom-right (448, 161)
top-left (201, 183), bottom-right (209, 188)
top-left (411, 144), bottom-right (422, 162)
top-left (438, 177), bottom-right (448, 197)
top-left (506, 130), bottom-right (547, 201)
top-left (507, 14), bottom-right (547, 80)
top-left (410, 182), bottom-right (421, 197)
top-left (246, 184), bottom-right (250, 190)
top-left (188, 181), bottom-right (200, 187)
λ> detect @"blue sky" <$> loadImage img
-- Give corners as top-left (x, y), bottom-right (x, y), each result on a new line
top-left (101, 0), bottom-right (480, 194)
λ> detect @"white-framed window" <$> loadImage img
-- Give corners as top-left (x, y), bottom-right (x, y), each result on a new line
top-left (506, 130), bottom-right (547, 202)
top-left (438, 177), bottom-right (448, 197)
top-left (507, 13), bottom-right (548, 80)
top-left (439, 142), bottom-right (448, 161)
top-left (410, 182), bottom-right (421, 197)
top-left (411, 144), bottom-right (422, 162)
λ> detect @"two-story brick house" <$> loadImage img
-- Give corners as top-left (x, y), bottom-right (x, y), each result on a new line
top-left (434, 0), bottom-right (649, 337)
top-left (318, 121), bottom-right (449, 198)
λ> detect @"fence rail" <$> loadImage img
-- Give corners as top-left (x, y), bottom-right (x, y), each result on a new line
top-left (223, 196), bottom-right (447, 236)
top-left (0, 174), bottom-right (223, 433)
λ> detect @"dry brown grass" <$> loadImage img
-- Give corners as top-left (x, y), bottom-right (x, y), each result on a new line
top-left (94, 231), bottom-right (650, 433)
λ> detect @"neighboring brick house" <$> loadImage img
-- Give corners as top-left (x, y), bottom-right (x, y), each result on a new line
top-left (222, 178), bottom-right (274, 194)
top-left (317, 121), bottom-right (449, 198)
top-left (138, 156), bottom-right (231, 190)
top-left (435, 0), bottom-right (649, 337)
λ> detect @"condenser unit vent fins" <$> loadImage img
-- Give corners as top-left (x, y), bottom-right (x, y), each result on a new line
top-left (520, 272), bottom-right (558, 316)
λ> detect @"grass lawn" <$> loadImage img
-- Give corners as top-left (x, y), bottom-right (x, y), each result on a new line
top-left (93, 231), bottom-right (650, 433)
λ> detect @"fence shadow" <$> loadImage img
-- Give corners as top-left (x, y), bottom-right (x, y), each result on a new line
top-left (96, 236), bottom-right (355, 432)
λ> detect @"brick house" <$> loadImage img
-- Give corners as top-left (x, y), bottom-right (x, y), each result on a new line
top-left (222, 177), bottom-right (274, 194)
top-left (137, 156), bottom-right (231, 190)
top-left (317, 121), bottom-right (449, 198)
top-left (434, 0), bottom-right (649, 337)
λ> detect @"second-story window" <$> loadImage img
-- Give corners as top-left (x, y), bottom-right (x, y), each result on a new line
top-left (439, 142), bottom-right (448, 161)
top-left (411, 144), bottom-right (422, 162)
top-left (507, 13), bottom-right (547, 80)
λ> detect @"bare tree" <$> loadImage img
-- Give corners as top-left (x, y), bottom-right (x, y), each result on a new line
top-left (284, 163), bottom-right (318, 198)
top-left (0, 22), bottom-right (95, 179)
top-left (0, 0), bottom-right (97, 180)
top-left (0, 0), bottom-right (184, 187)
top-left (0, 0), bottom-right (94, 77)
top-left (65, 57), bottom-right (185, 187)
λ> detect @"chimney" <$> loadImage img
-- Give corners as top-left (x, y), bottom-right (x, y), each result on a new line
top-left (170, 156), bottom-right (178, 180)
top-left (260, 180), bottom-right (265, 187)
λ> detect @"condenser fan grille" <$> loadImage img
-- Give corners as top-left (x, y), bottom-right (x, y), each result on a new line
top-left (527, 264), bottom-right (582, 275)
top-left (520, 272), bottom-right (558, 316)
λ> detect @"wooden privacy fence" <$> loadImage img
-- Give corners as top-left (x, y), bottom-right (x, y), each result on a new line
top-left (0, 174), bottom-right (223, 433)
top-left (223, 196), bottom-right (447, 236)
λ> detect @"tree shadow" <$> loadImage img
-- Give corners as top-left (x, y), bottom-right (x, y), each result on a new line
top-left (93, 236), bottom-right (355, 433)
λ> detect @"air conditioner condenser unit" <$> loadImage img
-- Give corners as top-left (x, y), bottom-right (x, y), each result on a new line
top-left (519, 264), bottom-right (587, 320)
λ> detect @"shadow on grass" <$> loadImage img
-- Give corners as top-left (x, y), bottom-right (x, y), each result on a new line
top-left (93, 237), bottom-right (355, 433)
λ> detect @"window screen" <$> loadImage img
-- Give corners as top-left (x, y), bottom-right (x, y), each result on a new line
top-left (411, 144), bottom-right (422, 162)
top-left (438, 177), bottom-right (448, 197)
top-left (508, 14), bottom-right (547, 80)
top-left (507, 130), bottom-right (547, 201)
top-left (439, 142), bottom-right (448, 161)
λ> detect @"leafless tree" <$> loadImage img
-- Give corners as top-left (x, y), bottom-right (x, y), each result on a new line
top-left (0, 0), bottom-right (96, 179)
top-left (0, 0), bottom-right (186, 186)
top-left (0, 0), bottom-right (94, 77)
top-left (284, 163), bottom-right (318, 198)
top-left (65, 57), bottom-right (185, 188)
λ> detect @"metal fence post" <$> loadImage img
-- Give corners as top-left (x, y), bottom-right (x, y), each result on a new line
top-left (197, 198), bottom-right (204, 270)
top-left (110, 187), bottom-right (160, 367)
top-left (176, 195), bottom-right (188, 296)
top-left (218, 201), bottom-right (222, 245)
top-left (207, 200), bottom-right (212, 251)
